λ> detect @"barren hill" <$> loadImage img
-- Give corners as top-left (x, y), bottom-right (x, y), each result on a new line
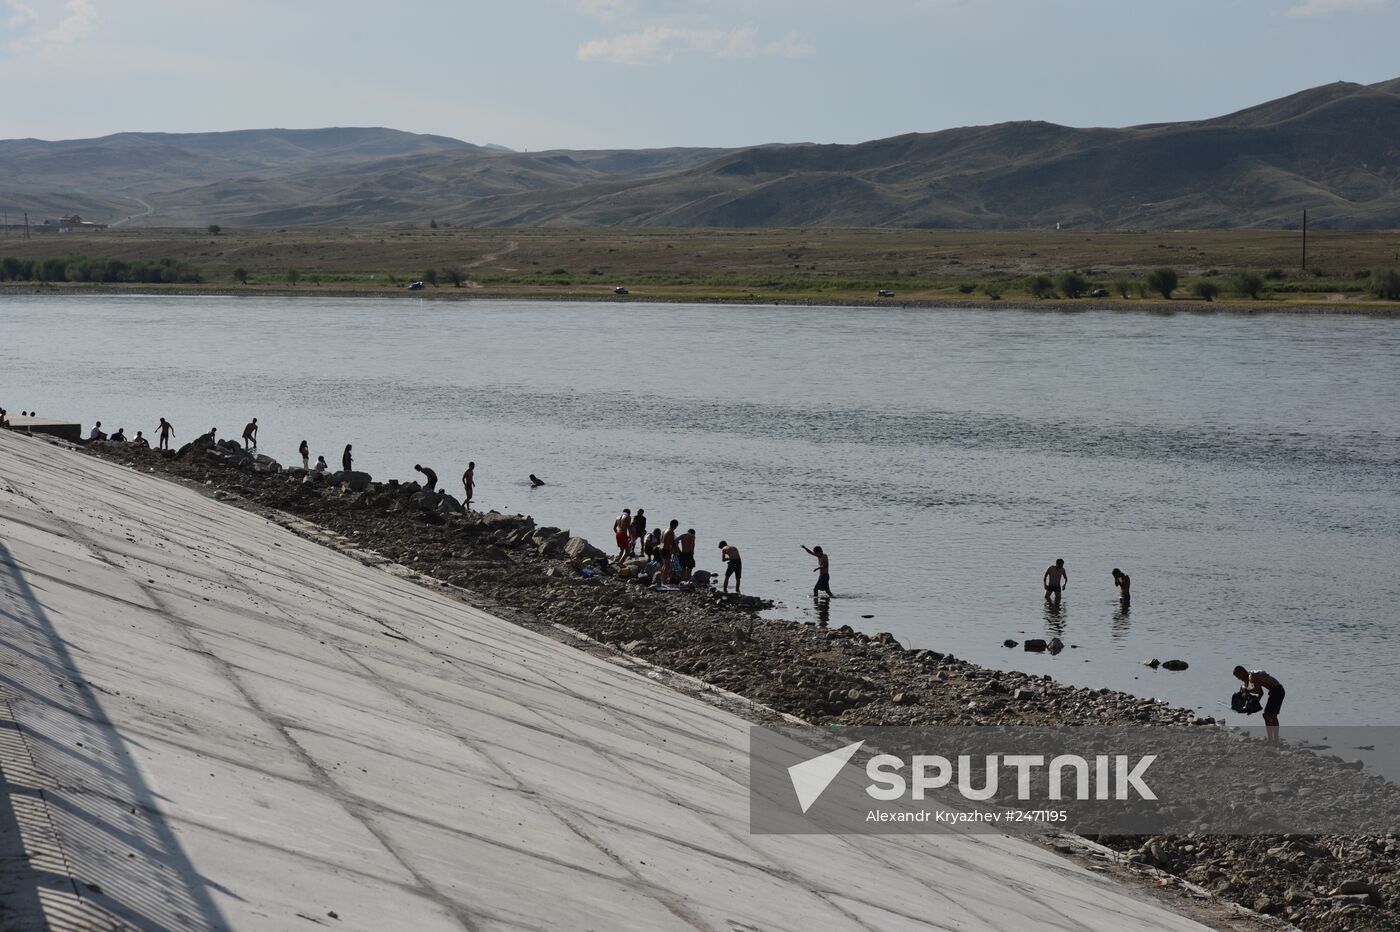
top-left (3, 78), bottom-right (1398, 230)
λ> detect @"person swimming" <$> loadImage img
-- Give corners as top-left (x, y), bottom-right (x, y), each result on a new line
top-left (529, 474), bottom-right (544, 487)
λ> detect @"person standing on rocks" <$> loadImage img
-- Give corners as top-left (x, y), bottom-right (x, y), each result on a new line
top-left (613, 509), bottom-right (633, 564)
top-left (803, 545), bottom-right (833, 598)
top-left (719, 541), bottom-right (742, 594)
top-left (1112, 568), bottom-right (1131, 605)
top-left (1233, 666), bottom-right (1284, 744)
top-left (157, 417), bottom-right (174, 451)
top-left (414, 464), bottom-right (437, 491)
top-left (630, 509), bottom-right (646, 556)
top-left (660, 520), bottom-right (680, 585)
top-left (298, 439), bottom-right (309, 470)
top-left (1043, 558), bottom-right (1068, 605)
top-left (242, 418), bottom-right (258, 450)
top-left (677, 528), bottom-right (697, 580)
top-left (342, 444), bottom-right (353, 472)
top-left (462, 462), bottom-right (475, 510)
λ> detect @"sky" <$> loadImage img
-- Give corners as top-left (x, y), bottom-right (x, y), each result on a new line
top-left (1, 0), bottom-right (1398, 150)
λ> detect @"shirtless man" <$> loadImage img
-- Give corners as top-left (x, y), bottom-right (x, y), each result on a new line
top-left (132, 431), bottom-right (149, 448)
top-left (414, 464), bottom-right (437, 491)
top-left (529, 474), bottom-right (544, 488)
top-left (630, 508), bottom-right (646, 556)
top-left (299, 439), bottom-right (310, 470)
top-left (1112, 568), bottom-right (1131, 604)
top-left (660, 520), bottom-right (679, 585)
top-left (157, 417), bottom-right (174, 451)
top-left (1233, 666), bottom-right (1285, 744)
top-left (718, 541), bottom-right (742, 594)
top-left (462, 462), bottom-right (475, 509)
top-left (803, 545), bottom-right (832, 597)
top-left (242, 418), bottom-right (258, 450)
top-left (677, 528), bottom-right (697, 579)
top-left (1043, 558), bottom-right (1068, 604)
top-left (613, 508), bottom-right (633, 564)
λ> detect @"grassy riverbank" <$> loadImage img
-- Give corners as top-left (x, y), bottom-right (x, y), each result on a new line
top-left (3, 227), bottom-right (1399, 311)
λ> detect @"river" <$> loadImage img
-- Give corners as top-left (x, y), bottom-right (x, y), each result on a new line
top-left (4, 294), bottom-right (1398, 724)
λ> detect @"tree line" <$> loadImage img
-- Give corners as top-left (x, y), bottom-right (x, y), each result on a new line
top-left (0, 256), bottom-right (203, 284)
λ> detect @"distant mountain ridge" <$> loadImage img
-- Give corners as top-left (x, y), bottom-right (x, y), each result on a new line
top-left (3, 79), bottom-right (1399, 229)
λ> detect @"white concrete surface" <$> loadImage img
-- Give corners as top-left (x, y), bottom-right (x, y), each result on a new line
top-left (0, 430), bottom-right (1213, 931)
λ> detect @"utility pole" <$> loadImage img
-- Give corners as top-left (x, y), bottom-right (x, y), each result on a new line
top-left (1301, 209), bottom-right (1308, 270)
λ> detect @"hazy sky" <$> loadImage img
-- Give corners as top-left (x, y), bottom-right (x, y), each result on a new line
top-left (2, 0), bottom-right (1397, 150)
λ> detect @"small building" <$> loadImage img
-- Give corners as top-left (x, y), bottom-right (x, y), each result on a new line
top-left (51, 212), bottom-right (108, 230)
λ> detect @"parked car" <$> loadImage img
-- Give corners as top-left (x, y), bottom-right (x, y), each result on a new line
top-left (613, 286), bottom-right (630, 295)
top-left (877, 289), bottom-right (895, 297)
top-left (407, 281), bottom-right (425, 290)
top-left (1089, 288), bottom-right (1110, 298)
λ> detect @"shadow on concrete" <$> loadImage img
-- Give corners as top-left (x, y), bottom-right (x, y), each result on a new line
top-left (0, 541), bottom-right (228, 931)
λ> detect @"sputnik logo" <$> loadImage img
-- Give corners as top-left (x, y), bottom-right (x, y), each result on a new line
top-left (788, 741), bottom-right (864, 813)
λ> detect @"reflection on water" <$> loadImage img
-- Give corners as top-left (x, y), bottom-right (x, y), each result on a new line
top-left (1043, 597), bottom-right (1067, 637)
top-left (1113, 601), bottom-right (1133, 637)
top-left (813, 596), bottom-right (832, 628)
top-left (4, 295), bottom-right (1400, 724)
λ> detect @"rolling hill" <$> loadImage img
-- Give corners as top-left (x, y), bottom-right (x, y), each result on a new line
top-left (3, 78), bottom-right (1398, 230)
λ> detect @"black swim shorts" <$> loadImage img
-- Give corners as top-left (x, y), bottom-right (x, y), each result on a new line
top-left (1264, 686), bottom-right (1285, 717)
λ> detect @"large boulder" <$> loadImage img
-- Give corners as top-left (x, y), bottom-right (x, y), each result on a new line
top-left (564, 536), bottom-right (607, 562)
top-left (339, 470), bottom-right (373, 492)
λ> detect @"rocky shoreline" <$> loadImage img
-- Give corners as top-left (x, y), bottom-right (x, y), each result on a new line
top-left (77, 433), bottom-right (1400, 932)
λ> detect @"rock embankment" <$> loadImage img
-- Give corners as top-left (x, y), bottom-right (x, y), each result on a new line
top-left (84, 435), bottom-right (1399, 932)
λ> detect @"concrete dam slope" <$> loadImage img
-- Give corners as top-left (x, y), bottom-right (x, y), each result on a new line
top-left (0, 430), bottom-right (1210, 931)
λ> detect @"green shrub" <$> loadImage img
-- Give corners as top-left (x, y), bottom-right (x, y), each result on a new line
top-left (1371, 268), bottom-right (1400, 300)
top-left (1113, 279), bottom-right (1135, 298)
top-left (1145, 267), bottom-right (1178, 299)
top-left (957, 283), bottom-right (976, 294)
top-left (232, 268), bottom-right (248, 284)
top-left (1233, 272), bottom-right (1264, 299)
top-left (1190, 281), bottom-right (1220, 302)
top-left (982, 283), bottom-right (1002, 300)
top-left (1028, 275), bottom-right (1056, 299)
top-left (1055, 271), bottom-right (1089, 298)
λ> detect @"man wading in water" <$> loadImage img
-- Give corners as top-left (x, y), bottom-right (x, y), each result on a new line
top-left (803, 545), bottom-right (832, 598)
top-left (719, 541), bottom-right (742, 594)
top-left (1043, 558), bottom-right (1068, 605)
top-left (1112, 567), bottom-right (1131, 605)
top-left (1234, 666), bottom-right (1285, 745)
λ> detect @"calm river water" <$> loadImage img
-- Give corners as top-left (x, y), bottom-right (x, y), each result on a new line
top-left (4, 295), bottom-right (1398, 724)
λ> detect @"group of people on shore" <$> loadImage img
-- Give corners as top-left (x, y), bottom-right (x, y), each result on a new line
top-left (609, 508), bottom-right (753, 594)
